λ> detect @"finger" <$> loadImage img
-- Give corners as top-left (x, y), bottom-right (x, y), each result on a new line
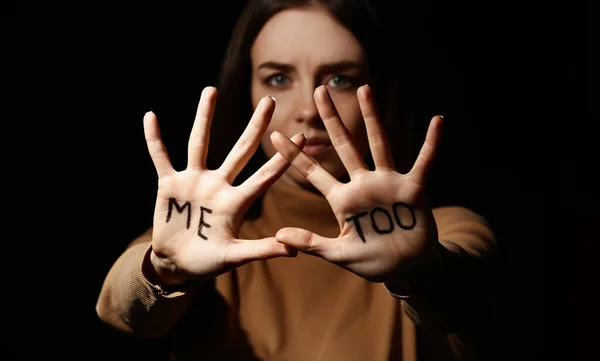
top-left (187, 86), bottom-right (218, 170)
top-left (237, 132), bottom-right (307, 204)
top-left (143, 111), bottom-right (175, 178)
top-left (219, 96), bottom-right (276, 183)
top-left (225, 237), bottom-right (298, 266)
top-left (275, 227), bottom-right (338, 260)
top-left (357, 85), bottom-right (395, 171)
top-left (314, 86), bottom-right (368, 176)
top-left (409, 115), bottom-right (444, 185)
top-left (270, 130), bottom-right (339, 197)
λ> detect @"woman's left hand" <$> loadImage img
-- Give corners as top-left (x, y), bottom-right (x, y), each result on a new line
top-left (270, 85), bottom-right (444, 289)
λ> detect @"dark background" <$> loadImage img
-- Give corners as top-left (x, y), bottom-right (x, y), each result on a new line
top-left (6, 0), bottom-right (578, 359)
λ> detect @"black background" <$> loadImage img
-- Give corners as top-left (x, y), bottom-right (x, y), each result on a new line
top-left (5, 0), bottom-right (580, 359)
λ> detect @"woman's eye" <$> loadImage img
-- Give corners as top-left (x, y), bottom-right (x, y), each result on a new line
top-left (265, 74), bottom-right (290, 87)
top-left (327, 75), bottom-right (352, 88)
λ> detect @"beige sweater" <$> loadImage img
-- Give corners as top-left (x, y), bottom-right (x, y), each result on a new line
top-left (96, 179), bottom-right (497, 361)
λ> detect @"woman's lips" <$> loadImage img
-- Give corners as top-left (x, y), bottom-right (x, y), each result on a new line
top-left (303, 143), bottom-right (333, 156)
top-left (303, 139), bottom-right (333, 156)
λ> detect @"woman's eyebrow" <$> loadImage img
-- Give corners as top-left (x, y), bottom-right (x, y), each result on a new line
top-left (256, 60), bottom-right (364, 73)
top-left (317, 60), bottom-right (364, 74)
top-left (257, 61), bottom-right (294, 72)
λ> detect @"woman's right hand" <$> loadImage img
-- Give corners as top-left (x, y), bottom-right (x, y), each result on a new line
top-left (143, 86), bottom-right (305, 286)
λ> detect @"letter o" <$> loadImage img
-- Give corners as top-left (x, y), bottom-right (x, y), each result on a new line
top-left (392, 202), bottom-right (416, 230)
top-left (369, 207), bottom-right (394, 234)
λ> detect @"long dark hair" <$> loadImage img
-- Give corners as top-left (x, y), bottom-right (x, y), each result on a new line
top-left (208, 0), bottom-right (416, 210)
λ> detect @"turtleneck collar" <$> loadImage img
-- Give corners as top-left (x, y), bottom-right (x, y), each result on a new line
top-left (257, 178), bottom-right (340, 238)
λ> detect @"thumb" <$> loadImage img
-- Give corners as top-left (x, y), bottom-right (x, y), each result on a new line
top-left (275, 227), bottom-right (333, 258)
top-left (226, 237), bottom-right (298, 266)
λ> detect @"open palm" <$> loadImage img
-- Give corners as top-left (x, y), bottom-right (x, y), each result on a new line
top-left (272, 85), bottom-right (443, 286)
top-left (145, 87), bottom-right (305, 285)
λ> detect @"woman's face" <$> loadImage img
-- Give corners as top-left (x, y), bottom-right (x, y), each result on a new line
top-left (250, 6), bottom-right (370, 189)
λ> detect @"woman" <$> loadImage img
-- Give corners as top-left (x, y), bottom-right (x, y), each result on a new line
top-left (96, 0), bottom-right (498, 360)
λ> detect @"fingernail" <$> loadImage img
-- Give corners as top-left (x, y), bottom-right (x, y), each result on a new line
top-left (268, 95), bottom-right (276, 102)
top-left (363, 84), bottom-right (372, 99)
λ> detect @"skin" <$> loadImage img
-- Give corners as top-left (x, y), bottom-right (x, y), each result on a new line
top-left (250, 7), bottom-right (371, 190)
top-left (144, 6), bottom-right (445, 290)
top-left (144, 91), bottom-right (307, 285)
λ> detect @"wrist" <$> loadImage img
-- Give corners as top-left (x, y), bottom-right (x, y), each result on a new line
top-left (144, 248), bottom-right (190, 287)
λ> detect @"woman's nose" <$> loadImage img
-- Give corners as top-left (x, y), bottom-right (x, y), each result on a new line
top-left (293, 87), bottom-right (322, 127)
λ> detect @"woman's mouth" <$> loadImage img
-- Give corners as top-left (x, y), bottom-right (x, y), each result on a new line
top-left (303, 137), bottom-right (333, 156)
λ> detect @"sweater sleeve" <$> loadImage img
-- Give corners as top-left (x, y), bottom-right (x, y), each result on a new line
top-left (399, 206), bottom-right (499, 333)
top-left (95, 228), bottom-right (202, 339)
